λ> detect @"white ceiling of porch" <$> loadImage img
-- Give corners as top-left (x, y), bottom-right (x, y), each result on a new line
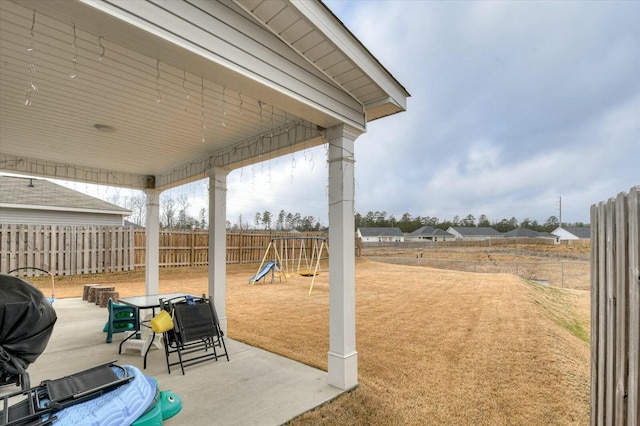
top-left (0, 0), bottom-right (408, 191)
top-left (0, 0), bottom-right (311, 188)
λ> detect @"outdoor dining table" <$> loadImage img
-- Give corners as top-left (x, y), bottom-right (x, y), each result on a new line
top-left (117, 292), bottom-right (193, 368)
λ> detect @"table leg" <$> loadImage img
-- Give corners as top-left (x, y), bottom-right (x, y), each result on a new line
top-left (142, 307), bottom-right (159, 369)
top-left (143, 334), bottom-right (156, 369)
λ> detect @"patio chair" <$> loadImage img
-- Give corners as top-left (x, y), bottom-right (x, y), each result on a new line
top-left (160, 295), bottom-right (229, 375)
top-left (0, 361), bottom-right (133, 426)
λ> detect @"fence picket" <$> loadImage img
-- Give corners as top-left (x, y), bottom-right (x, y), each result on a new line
top-left (596, 202), bottom-right (607, 425)
top-left (604, 198), bottom-right (616, 421)
top-left (0, 224), bottom-right (7, 272)
top-left (628, 187), bottom-right (639, 425)
top-left (590, 204), bottom-right (599, 424)
top-left (614, 193), bottom-right (628, 421)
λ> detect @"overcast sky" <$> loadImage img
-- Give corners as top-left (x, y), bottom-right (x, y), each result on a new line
top-left (62, 0), bottom-right (639, 227)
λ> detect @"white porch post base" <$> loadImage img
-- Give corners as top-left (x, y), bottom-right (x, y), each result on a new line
top-left (328, 350), bottom-right (359, 390)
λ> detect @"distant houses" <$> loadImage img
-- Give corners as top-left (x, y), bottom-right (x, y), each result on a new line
top-left (552, 226), bottom-right (591, 241)
top-left (0, 175), bottom-right (131, 226)
top-left (358, 224), bottom-right (589, 244)
top-left (357, 227), bottom-right (405, 242)
top-left (504, 227), bottom-right (559, 242)
top-left (407, 226), bottom-right (454, 242)
top-left (446, 226), bottom-right (504, 241)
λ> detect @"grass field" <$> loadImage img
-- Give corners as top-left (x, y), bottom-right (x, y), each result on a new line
top-left (23, 245), bottom-right (591, 425)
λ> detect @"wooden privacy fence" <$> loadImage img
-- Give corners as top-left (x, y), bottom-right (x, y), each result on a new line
top-left (0, 224), bottom-right (134, 277)
top-left (591, 185), bottom-right (640, 425)
top-left (1, 226), bottom-right (327, 276)
top-left (133, 229), bottom-right (327, 267)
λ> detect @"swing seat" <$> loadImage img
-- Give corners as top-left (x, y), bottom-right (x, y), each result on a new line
top-left (298, 270), bottom-right (319, 277)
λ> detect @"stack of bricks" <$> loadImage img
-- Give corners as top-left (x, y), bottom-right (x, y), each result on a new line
top-left (99, 290), bottom-right (120, 308)
top-left (82, 284), bottom-right (101, 301)
top-left (86, 285), bottom-right (117, 307)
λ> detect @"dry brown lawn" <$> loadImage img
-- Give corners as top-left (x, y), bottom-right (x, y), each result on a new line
top-left (25, 254), bottom-right (590, 425)
top-left (364, 244), bottom-right (591, 290)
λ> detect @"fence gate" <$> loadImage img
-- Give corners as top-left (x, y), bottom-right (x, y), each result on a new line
top-left (590, 186), bottom-right (639, 425)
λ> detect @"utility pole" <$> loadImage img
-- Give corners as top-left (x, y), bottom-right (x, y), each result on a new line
top-left (558, 196), bottom-right (562, 228)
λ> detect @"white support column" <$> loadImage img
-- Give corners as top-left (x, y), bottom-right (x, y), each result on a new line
top-left (208, 167), bottom-right (228, 334)
top-left (144, 189), bottom-right (161, 295)
top-left (327, 124), bottom-right (362, 390)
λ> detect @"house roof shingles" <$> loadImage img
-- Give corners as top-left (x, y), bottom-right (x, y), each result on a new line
top-left (564, 227), bottom-right (591, 239)
top-left (409, 226), bottom-right (451, 237)
top-left (358, 227), bottom-right (404, 237)
top-left (503, 228), bottom-right (557, 239)
top-left (448, 226), bottom-right (503, 236)
top-left (0, 176), bottom-right (131, 214)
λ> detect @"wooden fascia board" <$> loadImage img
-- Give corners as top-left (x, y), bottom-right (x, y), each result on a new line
top-left (290, 0), bottom-right (409, 113)
top-left (79, 0), bottom-right (365, 130)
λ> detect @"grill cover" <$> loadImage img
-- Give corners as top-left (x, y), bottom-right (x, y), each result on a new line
top-left (0, 274), bottom-right (57, 376)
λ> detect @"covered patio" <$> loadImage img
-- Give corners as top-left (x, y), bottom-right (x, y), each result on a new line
top-left (23, 297), bottom-right (343, 425)
top-left (0, 0), bottom-right (408, 414)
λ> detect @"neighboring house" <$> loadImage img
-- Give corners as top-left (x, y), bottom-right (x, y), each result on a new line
top-left (0, 175), bottom-right (131, 226)
top-left (503, 227), bottom-right (559, 243)
top-left (446, 226), bottom-right (504, 241)
top-left (552, 226), bottom-right (591, 241)
top-left (124, 219), bottom-right (144, 228)
top-left (357, 227), bottom-right (405, 243)
top-left (407, 226), bottom-right (455, 242)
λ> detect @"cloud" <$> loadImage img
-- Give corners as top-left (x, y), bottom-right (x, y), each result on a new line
top-left (324, 0), bottom-right (640, 224)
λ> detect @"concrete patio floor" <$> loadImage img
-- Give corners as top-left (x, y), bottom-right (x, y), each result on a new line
top-left (6, 298), bottom-right (345, 425)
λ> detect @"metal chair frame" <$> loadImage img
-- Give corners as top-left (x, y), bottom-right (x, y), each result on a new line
top-left (160, 295), bottom-right (229, 375)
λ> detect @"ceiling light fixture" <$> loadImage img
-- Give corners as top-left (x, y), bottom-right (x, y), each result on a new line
top-left (93, 124), bottom-right (117, 133)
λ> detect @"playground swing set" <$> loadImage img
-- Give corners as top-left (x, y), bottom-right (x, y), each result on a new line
top-left (249, 237), bottom-right (328, 295)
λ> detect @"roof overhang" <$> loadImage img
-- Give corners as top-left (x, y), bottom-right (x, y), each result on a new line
top-left (0, 0), bottom-right (409, 191)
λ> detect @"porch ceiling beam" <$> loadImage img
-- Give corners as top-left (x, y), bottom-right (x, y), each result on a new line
top-left (154, 119), bottom-right (324, 190)
top-left (0, 152), bottom-right (153, 189)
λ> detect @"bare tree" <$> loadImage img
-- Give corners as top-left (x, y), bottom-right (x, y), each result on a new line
top-left (176, 194), bottom-right (190, 228)
top-left (199, 208), bottom-right (207, 229)
top-left (254, 212), bottom-right (261, 229)
top-left (123, 194), bottom-right (146, 225)
top-left (162, 197), bottom-right (176, 228)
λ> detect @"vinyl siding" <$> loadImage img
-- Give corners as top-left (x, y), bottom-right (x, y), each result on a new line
top-left (0, 208), bottom-right (125, 226)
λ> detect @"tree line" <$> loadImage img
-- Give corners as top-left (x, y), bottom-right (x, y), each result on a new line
top-left (231, 210), bottom-right (323, 232)
top-left (110, 192), bottom-right (587, 233)
top-left (109, 193), bottom-right (207, 229)
top-left (355, 211), bottom-right (588, 234)
top-left (112, 193), bottom-right (323, 231)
